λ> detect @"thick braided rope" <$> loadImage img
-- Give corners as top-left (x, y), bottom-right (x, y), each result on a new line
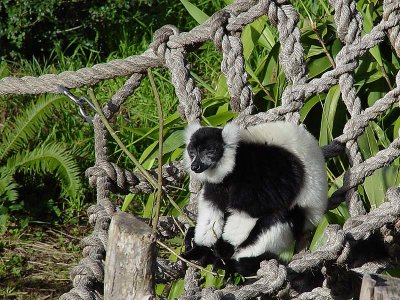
top-left (0, 0), bottom-right (267, 96)
top-left (193, 187), bottom-right (400, 300)
top-left (60, 75), bottom-right (142, 299)
top-left (86, 161), bottom-right (185, 195)
top-left (329, 0), bottom-right (366, 217)
top-left (212, 10), bottom-right (255, 114)
top-left (328, 72), bottom-right (400, 208)
top-left (199, 260), bottom-right (287, 300)
top-left (229, 0), bottom-right (307, 124)
top-left (289, 188), bottom-right (400, 274)
top-left (236, 15), bottom-right (400, 128)
top-left (384, 0), bottom-right (400, 57)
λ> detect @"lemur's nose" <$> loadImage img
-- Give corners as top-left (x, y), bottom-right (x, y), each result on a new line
top-left (191, 162), bottom-right (201, 172)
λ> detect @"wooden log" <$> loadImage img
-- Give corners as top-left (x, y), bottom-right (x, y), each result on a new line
top-left (359, 273), bottom-right (400, 300)
top-left (105, 211), bottom-right (157, 300)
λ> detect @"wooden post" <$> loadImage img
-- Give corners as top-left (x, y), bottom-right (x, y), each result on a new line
top-left (105, 211), bottom-right (157, 300)
top-left (359, 273), bottom-right (400, 300)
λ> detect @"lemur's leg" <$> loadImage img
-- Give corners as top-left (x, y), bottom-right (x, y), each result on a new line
top-left (194, 190), bottom-right (225, 247)
top-left (222, 210), bottom-right (258, 247)
top-left (234, 220), bottom-right (294, 260)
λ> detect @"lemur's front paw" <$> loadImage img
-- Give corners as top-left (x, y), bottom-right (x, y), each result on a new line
top-left (194, 219), bottom-right (224, 247)
top-left (213, 238), bottom-right (235, 259)
top-left (184, 227), bottom-right (196, 251)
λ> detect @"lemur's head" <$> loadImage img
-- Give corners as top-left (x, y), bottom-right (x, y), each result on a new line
top-left (184, 122), bottom-right (240, 183)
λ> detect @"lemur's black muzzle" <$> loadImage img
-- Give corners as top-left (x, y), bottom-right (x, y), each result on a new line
top-left (191, 162), bottom-right (202, 173)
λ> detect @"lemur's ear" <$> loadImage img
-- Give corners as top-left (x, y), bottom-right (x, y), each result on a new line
top-left (222, 122), bottom-right (240, 146)
top-left (184, 122), bottom-right (202, 145)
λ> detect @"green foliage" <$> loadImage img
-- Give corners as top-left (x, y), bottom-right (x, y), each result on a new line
top-left (0, 0), bottom-right (214, 59)
top-left (0, 94), bottom-right (85, 228)
top-left (0, 95), bottom-right (65, 160)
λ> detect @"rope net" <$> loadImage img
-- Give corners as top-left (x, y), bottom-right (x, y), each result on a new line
top-left (1, 0), bottom-right (400, 299)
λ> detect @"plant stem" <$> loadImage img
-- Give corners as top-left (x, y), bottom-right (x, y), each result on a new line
top-left (89, 88), bottom-right (158, 188)
top-left (88, 88), bottom-right (194, 226)
top-left (156, 240), bottom-right (221, 276)
top-left (148, 68), bottom-right (164, 230)
top-left (311, 21), bottom-right (336, 69)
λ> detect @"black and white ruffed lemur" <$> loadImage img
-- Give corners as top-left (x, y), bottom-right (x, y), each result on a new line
top-left (182, 121), bottom-right (328, 276)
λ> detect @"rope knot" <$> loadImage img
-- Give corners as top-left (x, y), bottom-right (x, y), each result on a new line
top-left (85, 162), bottom-right (115, 186)
top-left (257, 259), bottom-right (287, 284)
top-left (210, 10), bottom-right (233, 50)
top-left (151, 25), bottom-right (180, 59)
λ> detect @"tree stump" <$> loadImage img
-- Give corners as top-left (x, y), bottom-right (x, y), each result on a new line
top-left (105, 211), bottom-right (157, 300)
top-left (359, 273), bottom-right (400, 300)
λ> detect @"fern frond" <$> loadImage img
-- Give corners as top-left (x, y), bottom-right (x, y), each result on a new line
top-left (5, 142), bottom-right (82, 199)
top-left (0, 95), bottom-right (65, 161)
top-left (0, 170), bottom-right (19, 202)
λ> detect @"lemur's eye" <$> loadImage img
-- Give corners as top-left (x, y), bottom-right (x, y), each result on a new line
top-left (188, 150), bottom-right (196, 158)
top-left (205, 145), bottom-right (215, 152)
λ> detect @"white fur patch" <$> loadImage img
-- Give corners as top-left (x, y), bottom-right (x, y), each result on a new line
top-left (194, 142), bottom-right (237, 183)
top-left (194, 190), bottom-right (225, 247)
top-left (222, 210), bottom-right (258, 247)
top-left (233, 222), bottom-right (294, 259)
top-left (222, 122), bottom-right (240, 147)
top-left (241, 122), bottom-right (328, 227)
top-left (184, 122), bottom-right (202, 145)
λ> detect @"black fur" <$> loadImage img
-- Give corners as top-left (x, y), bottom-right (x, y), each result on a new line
top-left (186, 127), bottom-right (224, 173)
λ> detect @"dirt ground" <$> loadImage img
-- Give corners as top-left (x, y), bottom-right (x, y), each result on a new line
top-left (0, 223), bottom-right (90, 300)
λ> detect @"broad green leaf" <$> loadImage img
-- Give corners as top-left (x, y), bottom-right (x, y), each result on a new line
top-left (168, 279), bottom-right (185, 299)
top-left (242, 18), bottom-right (265, 60)
top-left (358, 125), bottom-right (379, 159)
top-left (0, 61), bottom-right (9, 79)
top-left (300, 95), bottom-right (322, 122)
top-left (394, 116), bottom-right (400, 140)
top-left (371, 122), bottom-right (390, 148)
top-left (310, 216), bottom-right (328, 252)
top-left (121, 194), bottom-right (135, 211)
top-left (143, 193), bottom-right (155, 219)
top-left (156, 284), bottom-right (165, 296)
top-left (202, 266), bottom-right (225, 288)
top-left (254, 43), bottom-right (280, 86)
top-left (215, 75), bottom-right (228, 98)
top-left (367, 90), bottom-right (385, 107)
top-left (331, 39), bottom-right (342, 58)
top-left (205, 111), bottom-right (236, 126)
top-left (307, 45), bottom-right (325, 58)
top-left (370, 46), bottom-right (384, 67)
top-left (171, 148), bottom-right (184, 161)
top-left (260, 22), bottom-right (277, 50)
top-left (180, 0), bottom-right (209, 24)
top-left (144, 130), bottom-right (186, 163)
top-left (358, 126), bottom-right (385, 208)
top-left (123, 112), bottom-right (182, 145)
top-left (319, 85), bottom-right (340, 146)
top-left (139, 140), bottom-right (158, 164)
top-left (355, 70), bottom-right (385, 90)
top-left (308, 55), bottom-right (332, 78)
top-left (162, 130), bottom-right (185, 153)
